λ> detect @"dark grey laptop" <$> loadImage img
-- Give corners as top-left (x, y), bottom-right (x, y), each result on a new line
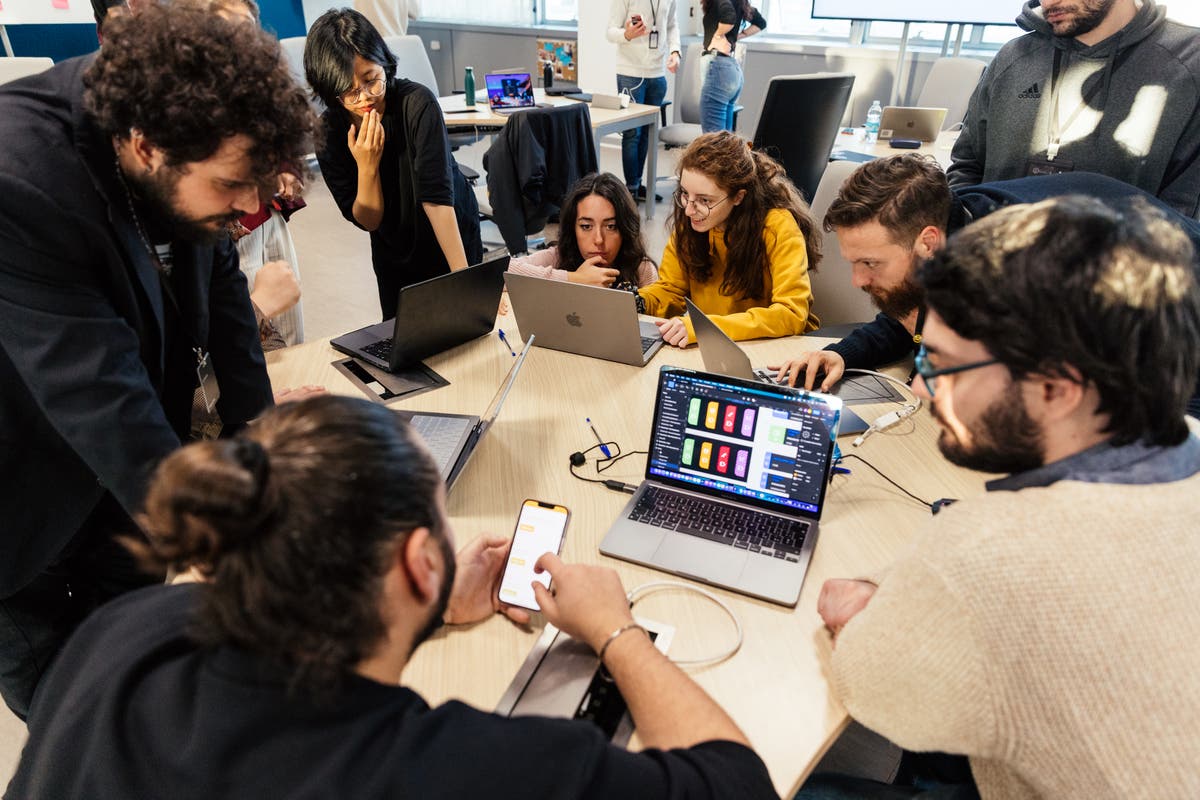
top-left (332, 252), bottom-right (509, 372)
top-left (600, 367), bottom-right (841, 607)
top-left (396, 335), bottom-right (532, 490)
top-left (878, 106), bottom-right (948, 142)
top-left (685, 298), bottom-right (899, 435)
top-left (504, 272), bottom-right (664, 366)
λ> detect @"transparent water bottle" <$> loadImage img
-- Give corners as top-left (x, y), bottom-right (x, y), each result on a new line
top-left (464, 66), bottom-right (476, 107)
top-left (864, 100), bottom-right (882, 144)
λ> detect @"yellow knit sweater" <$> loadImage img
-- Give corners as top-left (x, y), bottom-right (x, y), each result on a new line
top-left (830, 470), bottom-right (1200, 799)
top-left (638, 208), bottom-right (819, 344)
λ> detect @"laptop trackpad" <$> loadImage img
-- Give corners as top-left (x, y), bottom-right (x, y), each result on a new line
top-left (652, 534), bottom-right (747, 586)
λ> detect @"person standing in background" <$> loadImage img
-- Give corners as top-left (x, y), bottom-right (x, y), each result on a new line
top-left (699, 0), bottom-right (765, 133)
top-left (354, 0), bottom-right (420, 37)
top-left (607, 0), bottom-right (681, 202)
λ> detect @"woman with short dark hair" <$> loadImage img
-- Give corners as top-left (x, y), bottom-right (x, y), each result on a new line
top-left (305, 9), bottom-right (482, 320)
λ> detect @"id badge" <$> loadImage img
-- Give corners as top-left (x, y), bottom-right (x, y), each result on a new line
top-left (196, 349), bottom-right (221, 413)
top-left (1024, 157), bottom-right (1074, 177)
top-left (648, 28), bottom-right (659, 49)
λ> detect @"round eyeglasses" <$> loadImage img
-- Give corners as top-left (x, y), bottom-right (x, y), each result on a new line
top-left (914, 345), bottom-right (999, 397)
top-left (674, 189), bottom-right (729, 219)
top-left (340, 77), bottom-right (386, 107)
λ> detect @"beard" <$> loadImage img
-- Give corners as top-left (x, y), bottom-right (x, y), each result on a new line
top-left (1046, 0), bottom-right (1116, 38)
top-left (932, 380), bottom-right (1046, 475)
top-left (408, 530), bottom-right (458, 657)
top-left (866, 273), bottom-right (925, 319)
top-left (127, 165), bottom-right (244, 246)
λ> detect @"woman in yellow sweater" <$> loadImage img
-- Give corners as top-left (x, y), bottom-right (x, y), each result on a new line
top-left (641, 131), bottom-right (821, 346)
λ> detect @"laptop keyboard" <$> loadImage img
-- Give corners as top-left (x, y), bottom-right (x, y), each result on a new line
top-left (641, 336), bottom-right (658, 354)
top-left (627, 485), bottom-right (808, 561)
top-left (753, 367), bottom-right (781, 384)
top-left (361, 337), bottom-right (393, 361)
top-left (409, 414), bottom-right (472, 469)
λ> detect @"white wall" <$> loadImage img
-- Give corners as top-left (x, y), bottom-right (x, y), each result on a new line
top-left (578, 1), bottom-right (693, 95)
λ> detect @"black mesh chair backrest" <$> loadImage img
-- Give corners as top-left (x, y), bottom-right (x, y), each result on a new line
top-left (751, 73), bottom-right (855, 202)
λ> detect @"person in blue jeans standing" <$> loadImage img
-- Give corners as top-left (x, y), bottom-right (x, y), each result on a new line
top-left (700, 0), bottom-right (765, 133)
top-left (608, 0), bottom-right (681, 200)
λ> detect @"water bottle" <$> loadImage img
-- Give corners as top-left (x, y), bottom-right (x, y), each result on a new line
top-left (543, 61), bottom-right (554, 90)
top-left (464, 66), bottom-right (476, 107)
top-left (864, 100), bottom-right (882, 145)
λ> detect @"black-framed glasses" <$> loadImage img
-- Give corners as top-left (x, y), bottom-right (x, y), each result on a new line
top-left (339, 77), bottom-right (386, 106)
top-left (674, 189), bottom-right (729, 219)
top-left (914, 345), bottom-right (999, 397)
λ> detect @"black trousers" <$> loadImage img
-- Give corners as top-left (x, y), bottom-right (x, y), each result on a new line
top-left (0, 495), bottom-right (162, 720)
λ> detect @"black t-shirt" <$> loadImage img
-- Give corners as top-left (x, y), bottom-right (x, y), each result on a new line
top-left (702, 1), bottom-right (767, 52)
top-left (8, 585), bottom-right (778, 800)
top-left (318, 79), bottom-right (476, 320)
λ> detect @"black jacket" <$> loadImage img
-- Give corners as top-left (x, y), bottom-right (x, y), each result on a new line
top-left (0, 57), bottom-right (272, 596)
top-left (484, 103), bottom-right (599, 254)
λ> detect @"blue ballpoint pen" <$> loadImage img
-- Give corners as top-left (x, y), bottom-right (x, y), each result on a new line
top-left (586, 417), bottom-right (613, 458)
top-left (497, 329), bottom-right (517, 356)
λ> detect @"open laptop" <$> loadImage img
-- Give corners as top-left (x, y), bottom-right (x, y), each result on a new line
top-left (332, 253), bottom-right (509, 373)
top-left (879, 106), bottom-right (948, 142)
top-left (600, 367), bottom-right (841, 606)
top-left (686, 298), bottom-right (902, 434)
top-left (504, 272), bottom-right (664, 366)
top-left (485, 72), bottom-right (540, 114)
top-left (397, 335), bottom-right (533, 490)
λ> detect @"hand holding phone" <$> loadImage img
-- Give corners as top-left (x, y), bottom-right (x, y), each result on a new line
top-left (497, 500), bottom-right (570, 612)
top-left (626, 14), bottom-right (646, 40)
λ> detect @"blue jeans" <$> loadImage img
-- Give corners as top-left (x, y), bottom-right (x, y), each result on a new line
top-left (699, 52), bottom-right (743, 133)
top-left (616, 74), bottom-right (667, 191)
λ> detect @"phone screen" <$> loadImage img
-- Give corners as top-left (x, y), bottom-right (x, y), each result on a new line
top-left (497, 499), bottom-right (570, 612)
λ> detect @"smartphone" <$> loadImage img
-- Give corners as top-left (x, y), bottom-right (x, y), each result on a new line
top-left (631, 13), bottom-right (642, 25)
top-left (497, 499), bottom-right (570, 612)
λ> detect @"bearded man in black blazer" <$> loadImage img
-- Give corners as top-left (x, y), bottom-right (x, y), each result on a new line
top-left (0, 4), bottom-right (317, 718)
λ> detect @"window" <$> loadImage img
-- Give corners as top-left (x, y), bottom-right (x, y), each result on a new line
top-left (761, 0), bottom-right (853, 38)
top-left (541, 0), bottom-right (577, 24)
top-left (864, 21), bottom-right (951, 47)
top-left (423, 0), bottom-right (533, 24)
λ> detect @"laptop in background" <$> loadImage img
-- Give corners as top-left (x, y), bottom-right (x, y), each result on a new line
top-left (486, 72), bottom-right (539, 114)
top-left (878, 106), bottom-right (948, 142)
top-left (397, 335), bottom-right (533, 491)
top-left (600, 367), bottom-right (841, 607)
top-left (505, 272), bottom-right (664, 366)
top-left (331, 253), bottom-right (509, 373)
top-left (686, 299), bottom-right (899, 434)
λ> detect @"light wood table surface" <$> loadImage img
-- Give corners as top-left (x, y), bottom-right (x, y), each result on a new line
top-left (266, 321), bottom-right (987, 796)
top-left (439, 89), bottom-right (662, 219)
top-left (832, 128), bottom-right (960, 169)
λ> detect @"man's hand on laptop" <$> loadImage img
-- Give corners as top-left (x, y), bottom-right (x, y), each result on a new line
top-left (568, 256), bottom-right (621, 288)
top-left (532, 554), bottom-right (634, 653)
top-left (656, 317), bottom-right (689, 348)
top-left (771, 350), bottom-right (844, 392)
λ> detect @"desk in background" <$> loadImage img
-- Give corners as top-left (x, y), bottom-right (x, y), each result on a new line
top-left (266, 325), bottom-right (987, 796)
top-left (830, 128), bottom-right (960, 169)
top-left (440, 90), bottom-right (662, 219)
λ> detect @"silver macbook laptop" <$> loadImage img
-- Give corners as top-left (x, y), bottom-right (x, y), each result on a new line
top-left (486, 72), bottom-right (538, 114)
top-left (331, 252), bottom-right (509, 372)
top-left (685, 299), bottom-right (898, 435)
top-left (504, 272), bottom-right (664, 366)
top-left (397, 335), bottom-right (533, 490)
top-left (600, 367), bottom-right (841, 607)
top-left (879, 106), bottom-right (948, 142)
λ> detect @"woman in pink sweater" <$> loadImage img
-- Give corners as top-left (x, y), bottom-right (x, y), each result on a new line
top-left (508, 173), bottom-right (658, 293)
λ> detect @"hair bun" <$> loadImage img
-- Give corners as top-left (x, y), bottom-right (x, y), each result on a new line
top-left (232, 438), bottom-right (270, 496)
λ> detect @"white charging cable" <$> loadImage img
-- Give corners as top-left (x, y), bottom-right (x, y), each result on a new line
top-left (840, 368), bottom-right (922, 448)
top-left (626, 580), bottom-right (744, 667)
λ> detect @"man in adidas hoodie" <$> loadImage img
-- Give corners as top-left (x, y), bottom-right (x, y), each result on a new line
top-left (607, 0), bottom-right (681, 200)
top-left (947, 0), bottom-right (1200, 218)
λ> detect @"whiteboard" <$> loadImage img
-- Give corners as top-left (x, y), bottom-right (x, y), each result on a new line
top-left (0, 0), bottom-right (95, 25)
top-left (811, 0), bottom-right (1019, 26)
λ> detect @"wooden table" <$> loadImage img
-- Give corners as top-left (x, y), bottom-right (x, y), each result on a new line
top-left (831, 128), bottom-right (960, 169)
top-left (440, 89), bottom-right (662, 219)
top-left (266, 323), bottom-right (987, 796)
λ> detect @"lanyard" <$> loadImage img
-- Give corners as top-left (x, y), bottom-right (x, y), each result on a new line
top-left (636, 0), bottom-right (658, 27)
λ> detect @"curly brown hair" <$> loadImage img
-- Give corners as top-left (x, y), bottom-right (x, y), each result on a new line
top-left (674, 131), bottom-right (821, 301)
top-left (555, 173), bottom-right (653, 285)
top-left (83, 3), bottom-right (315, 184)
top-left (129, 396), bottom-right (447, 698)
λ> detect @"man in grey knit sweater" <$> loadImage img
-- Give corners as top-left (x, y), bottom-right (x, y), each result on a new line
top-left (948, 0), bottom-right (1200, 218)
top-left (800, 196), bottom-right (1200, 798)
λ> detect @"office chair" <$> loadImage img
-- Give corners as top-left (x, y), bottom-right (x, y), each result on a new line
top-left (659, 42), bottom-right (705, 150)
top-left (806, 160), bottom-right (877, 327)
top-left (752, 73), bottom-right (855, 203)
top-left (917, 57), bottom-right (986, 130)
top-left (0, 57), bottom-right (53, 86)
top-left (482, 103), bottom-right (598, 254)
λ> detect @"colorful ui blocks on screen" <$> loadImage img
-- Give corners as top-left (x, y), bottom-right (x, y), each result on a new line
top-left (680, 396), bottom-right (819, 491)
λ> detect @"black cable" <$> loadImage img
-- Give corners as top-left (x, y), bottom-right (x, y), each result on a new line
top-left (596, 448), bottom-right (648, 474)
top-left (837, 453), bottom-right (934, 508)
top-left (568, 442), bottom-right (646, 493)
